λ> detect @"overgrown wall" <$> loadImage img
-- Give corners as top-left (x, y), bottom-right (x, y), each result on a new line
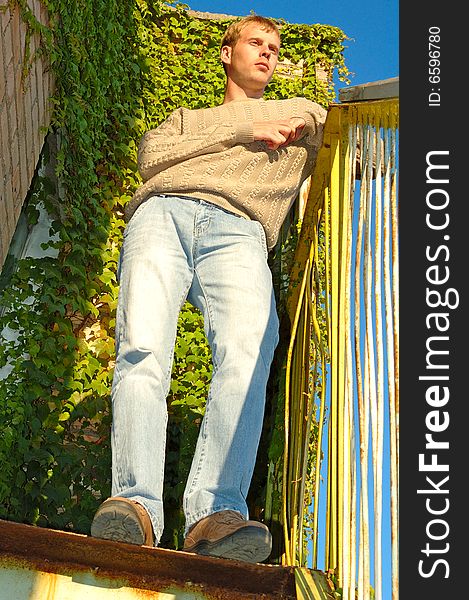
top-left (0, 0), bottom-right (54, 268)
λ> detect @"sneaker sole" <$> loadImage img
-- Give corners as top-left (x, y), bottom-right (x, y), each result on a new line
top-left (90, 500), bottom-right (148, 545)
top-left (185, 526), bottom-right (272, 563)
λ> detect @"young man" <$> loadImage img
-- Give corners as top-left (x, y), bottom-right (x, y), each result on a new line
top-left (91, 15), bottom-right (327, 564)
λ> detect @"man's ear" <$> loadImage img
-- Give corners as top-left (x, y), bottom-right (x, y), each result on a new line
top-left (220, 45), bottom-right (232, 67)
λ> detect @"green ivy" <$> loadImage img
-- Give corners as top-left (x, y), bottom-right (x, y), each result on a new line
top-left (0, 0), bottom-right (347, 553)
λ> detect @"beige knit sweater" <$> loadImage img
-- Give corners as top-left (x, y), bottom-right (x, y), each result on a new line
top-left (126, 97), bottom-right (327, 249)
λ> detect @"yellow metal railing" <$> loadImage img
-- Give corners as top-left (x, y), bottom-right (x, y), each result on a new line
top-left (283, 96), bottom-right (399, 600)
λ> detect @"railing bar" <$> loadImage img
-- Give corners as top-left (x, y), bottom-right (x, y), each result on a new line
top-left (382, 125), bottom-right (398, 600)
top-left (296, 297), bottom-right (314, 564)
top-left (311, 205), bottom-right (327, 570)
top-left (289, 323), bottom-right (301, 563)
top-left (364, 122), bottom-right (377, 600)
top-left (325, 141), bottom-right (338, 572)
top-left (390, 127), bottom-right (400, 479)
top-left (354, 122), bottom-right (367, 600)
top-left (292, 295), bottom-right (310, 564)
top-left (373, 124), bottom-right (384, 600)
top-left (297, 273), bottom-right (319, 566)
top-left (315, 122), bottom-right (335, 576)
top-left (360, 120), bottom-right (375, 600)
top-left (328, 128), bottom-right (343, 576)
top-left (347, 121), bottom-right (359, 600)
top-left (340, 116), bottom-right (355, 600)
top-left (353, 120), bottom-right (366, 600)
top-left (312, 351), bottom-right (327, 569)
top-left (284, 258), bottom-right (312, 565)
top-left (390, 126), bottom-right (400, 600)
top-left (289, 308), bottom-right (303, 543)
top-left (324, 182), bottom-right (333, 570)
top-left (349, 421), bottom-right (358, 600)
top-left (287, 333), bottom-right (300, 563)
top-left (335, 122), bottom-right (348, 589)
top-left (314, 213), bottom-right (329, 571)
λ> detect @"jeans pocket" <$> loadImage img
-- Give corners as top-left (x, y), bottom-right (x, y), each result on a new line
top-left (123, 196), bottom-right (158, 238)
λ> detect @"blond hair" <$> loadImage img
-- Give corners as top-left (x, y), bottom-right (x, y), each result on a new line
top-left (220, 15), bottom-right (280, 50)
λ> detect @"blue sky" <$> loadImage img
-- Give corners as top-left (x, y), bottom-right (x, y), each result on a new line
top-left (186, 0), bottom-right (398, 97)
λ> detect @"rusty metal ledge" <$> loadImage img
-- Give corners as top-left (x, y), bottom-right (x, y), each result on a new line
top-left (0, 519), bottom-right (298, 599)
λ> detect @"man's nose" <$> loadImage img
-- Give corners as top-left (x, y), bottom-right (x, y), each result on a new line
top-left (260, 46), bottom-right (271, 59)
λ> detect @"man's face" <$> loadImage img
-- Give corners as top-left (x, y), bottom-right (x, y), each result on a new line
top-left (221, 23), bottom-right (280, 94)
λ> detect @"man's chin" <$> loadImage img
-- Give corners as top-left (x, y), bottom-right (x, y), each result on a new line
top-left (251, 72), bottom-right (273, 86)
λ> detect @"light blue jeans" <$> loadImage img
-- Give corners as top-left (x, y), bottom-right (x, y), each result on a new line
top-left (110, 195), bottom-right (279, 544)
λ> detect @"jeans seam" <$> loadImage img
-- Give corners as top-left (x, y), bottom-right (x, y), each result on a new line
top-left (255, 221), bottom-right (269, 260)
top-left (184, 267), bottom-right (216, 501)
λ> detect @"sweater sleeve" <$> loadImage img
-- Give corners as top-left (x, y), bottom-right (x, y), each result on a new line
top-left (138, 108), bottom-right (255, 182)
top-left (290, 99), bottom-right (328, 144)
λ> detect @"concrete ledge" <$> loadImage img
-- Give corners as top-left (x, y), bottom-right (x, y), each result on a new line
top-left (339, 76), bottom-right (399, 102)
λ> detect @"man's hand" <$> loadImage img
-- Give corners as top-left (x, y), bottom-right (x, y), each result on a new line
top-left (253, 117), bottom-right (306, 150)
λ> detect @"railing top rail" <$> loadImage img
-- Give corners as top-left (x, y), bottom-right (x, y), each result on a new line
top-left (339, 76), bottom-right (399, 102)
